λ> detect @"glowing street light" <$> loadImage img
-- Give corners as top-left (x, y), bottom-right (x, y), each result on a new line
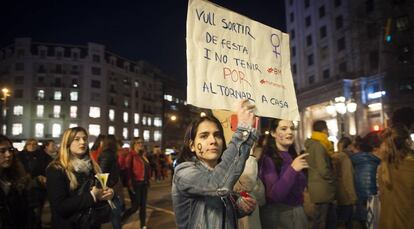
top-left (170, 115), bottom-right (177, 121)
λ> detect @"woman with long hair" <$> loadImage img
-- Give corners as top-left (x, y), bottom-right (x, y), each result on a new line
top-left (378, 124), bottom-right (414, 229)
top-left (0, 135), bottom-right (30, 229)
top-left (258, 119), bottom-right (308, 229)
top-left (46, 127), bottom-right (114, 229)
top-left (172, 100), bottom-right (257, 229)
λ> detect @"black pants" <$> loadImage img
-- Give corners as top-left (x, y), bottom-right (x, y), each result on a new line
top-left (123, 181), bottom-right (148, 227)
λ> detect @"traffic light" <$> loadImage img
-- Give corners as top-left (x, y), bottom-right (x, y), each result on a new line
top-left (384, 18), bottom-right (392, 43)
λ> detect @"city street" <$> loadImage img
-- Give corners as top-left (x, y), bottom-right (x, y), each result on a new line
top-left (42, 178), bottom-right (177, 229)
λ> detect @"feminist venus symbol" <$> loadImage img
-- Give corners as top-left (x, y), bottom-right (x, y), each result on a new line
top-left (270, 34), bottom-right (281, 59)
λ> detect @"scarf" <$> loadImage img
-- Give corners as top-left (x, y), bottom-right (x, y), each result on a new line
top-left (311, 131), bottom-right (334, 157)
top-left (72, 155), bottom-right (93, 175)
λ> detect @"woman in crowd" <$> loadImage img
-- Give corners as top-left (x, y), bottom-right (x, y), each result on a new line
top-left (90, 134), bottom-right (105, 162)
top-left (350, 132), bottom-right (381, 227)
top-left (97, 135), bottom-right (122, 229)
top-left (378, 124), bottom-right (414, 229)
top-left (172, 100), bottom-right (257, 229)
top-left (46, 127), bottom-right (114, 229)
top-left (258, 119), bottom-right (308, 229)
top-left (332, 137), bottom-right (357, 229)
top-left (0, 135), bottom-right (30, 229)
top-left (121, 137), bottom-right (151, 229)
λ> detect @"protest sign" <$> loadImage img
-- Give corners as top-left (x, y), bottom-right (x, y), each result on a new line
top-left (186, 0), bottom-right (299, 121)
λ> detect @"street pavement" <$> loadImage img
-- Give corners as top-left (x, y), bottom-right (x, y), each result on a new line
top-left (42, 178), bottom-right (177, 229)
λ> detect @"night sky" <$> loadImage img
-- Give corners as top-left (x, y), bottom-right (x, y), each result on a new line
top-left (0, 0), bottom-right (286, 84)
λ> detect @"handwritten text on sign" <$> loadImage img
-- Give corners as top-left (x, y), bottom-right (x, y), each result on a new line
top-left (186, 0), bottom-right (299, 120)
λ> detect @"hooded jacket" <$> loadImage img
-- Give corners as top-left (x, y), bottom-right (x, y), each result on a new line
top-left (350, 152), bottom-right (380, 200)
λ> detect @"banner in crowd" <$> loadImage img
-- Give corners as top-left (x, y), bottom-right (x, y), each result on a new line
top-left (186, 0), bottom-right (299, 120)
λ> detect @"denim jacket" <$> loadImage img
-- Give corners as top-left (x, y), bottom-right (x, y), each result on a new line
top-left (172, 126), bottom-right (257, 229)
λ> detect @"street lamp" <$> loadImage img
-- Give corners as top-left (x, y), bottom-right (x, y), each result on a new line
top-left (325, 96), bottom-right (357, 138)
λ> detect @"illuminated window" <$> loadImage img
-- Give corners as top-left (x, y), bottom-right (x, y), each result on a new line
top-left (123, 128), bottom-right (128, 139)
top-left (148, 117), bottom-right (152, 126)
top-left (13, 105), bottom-right (23, 116)
top-left (143, 130), bottom-right (150, 141)
top-left (109, 109), bottom-right (115, 121)
top-left (70, 106), bottom-right (77, 118)
top-left (142, 116), bottom-right (147, 125)
top-left (154, 130), bottom-right (161, 141)
top-left (123, 112), bottom-right (128, 123)
top-left (133, 128), bottom-right (139, 137)
top-left (134, 113), bottom-right (140, 124)
top-left (154, 117), bottom-right (162, 127)
top-left (12, 123), bottom-right (23, 136)
top-left (37, 90), bottom-right (45, 99)
top-left (89, 107), bottom-right (100, 118)
top-left (69, 123), bottom-right (78, 128)
top-left (164, 94), bottom-right (173, 101)
top-left (54, 91), bottom-right (62, 100)
top-left (88, 124), bottom-right (100, 136)
top-left (35, 123), bottom-right (44, 138)
top-left (70, 91), bottom-right (78, 101)
top-left (52, 123), bottom-right (61, 138)
top-left (53, 105), bottom-right (61, 118)
top-left (108, 126), bottom-right (115, 135)
top-left (36, 105), bottom-right (44, 117)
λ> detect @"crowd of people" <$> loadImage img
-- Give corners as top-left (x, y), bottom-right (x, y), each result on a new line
top-left (0, 99), bottom-right (413, 229)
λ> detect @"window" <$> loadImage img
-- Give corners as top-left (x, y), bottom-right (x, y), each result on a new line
top-left (308, 75), bottom-right (315, 84)
top-left (108, 126), bottom-right (115, 135)
top-left (13, 105), bottom-right (23, 116)
top-left (154, 130), bottom-right (162, 142)
top-left (366, 0), bottom-right (374, 13)
top-left (148, 117), bottom-right (152, 126)
top-left (92, 54), bottom-right (101, 63)
top-left (123, 112), bottom-right (129, 123)
top-left (290, 12), bottom-right (294, 22)
top-left (12, 123), bottom-right (23, 136)
top-left (304, 0), bottom-right (310, 8)
top-left (52, 124), bottom-right (61, 138)
top-left (91, 67), bottom-right (101, 75)
top-left (70, 106), bottom-right (77, 118)
top-left (306, 35), bottom-right (312, 47)
top-left (305, 16), bottom-right (311, 27)
top-left (335, 0), bottom-right (341, 7)
top-left (88, 124), bottom-right (100, 136)
top-left (154, 117), bottom-right (162, 127)
top-left (72, 78), bottom-right (79, 88)
top-left (164, 95), bottom-right (173, 101)
top-left (89, 107), bottom-right (101, 118)
top-left (323, 69), bottom-right (330, 79)
top-left (53, 105), bottom-right (61, 118)
top-left (308, 54), bottom-right (314, 66)
top-left (109, 109), bottom-right (115, 121)
top-left (91, 80), bottom-right (101, 88)
top-left (292, 46), bottom-right (296, 57)
top-left (36, 105), bottom-right (44, 117)
top-left (133, 128), bottom-right (139, 137)
top-left (319, 6), bottom-right (325, 18)
top-left (143, 130), bottom-right (150, 141)
top-left (124, 99), bottom-right (129, 108)
top-left (337, 37), bottom-right (346, 52)
top-left (54, 91), bottom-right (62, 100)
top-left (70, 91), bottom-right (78, 101)
top-left (134, 113), bottom-right (140, 124)
top-left (290, 30), bottom-right (295, 39)
top-left (339, 61), bottom-right (347, 73)
top-left (69, 123), bottom-right (78, 128)
top-left (321, 46), bottom-right (329, 60)
top-left (35, 123), bottom-right (44, 138)
top-left (142, 116), bottom-right (147, 125)
top-left (134, 81), bottom-right (139, 87)
top-left (123, 128), bottom-right (128, 140)
top-left (336, 15), bottom-right (343, 30)
top-left (320, 26), bottom-right (327, 38)
top-left (37, 90), bottom-right (45, 100)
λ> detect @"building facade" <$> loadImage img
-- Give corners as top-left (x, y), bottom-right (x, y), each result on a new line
top-left (285, 0), bottom-right (414, 147)
top-left (0, 38), bottom-right (164, 149)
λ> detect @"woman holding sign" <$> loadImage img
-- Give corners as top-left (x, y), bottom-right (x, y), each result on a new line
top-left (258, 119), bottom-right (308, 229)
top-left (46, 127), bottom-right (114, 229)
top-left (172, 100), bottom-right (258, 229)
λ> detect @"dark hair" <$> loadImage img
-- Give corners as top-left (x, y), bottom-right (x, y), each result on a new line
top-left (313, 120), bottom-right (328, 132)
top-left (0, 135), bottom-right (28, 190)
top-left (359, 131), bottom-right (382, 152)
top-left (391, 106), bottom-right (414, 129)
top-left (177, 115), bottom-right (226, 164)
top-left (91, 134), bottom-right (105, 151)
top-left (338, 137), bottom-right (352, 153)
top-left (102, 135), bottom-right (118, 152)
top-left (41, 139), bottom-right (55, 150)
top-left (262, 119), bottom-right (297, 174)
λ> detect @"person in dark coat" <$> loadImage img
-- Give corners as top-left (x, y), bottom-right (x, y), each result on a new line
top-left (46, 127), bottom-right (114, 229)
top-left (0, 135), bottom-right (30, 229)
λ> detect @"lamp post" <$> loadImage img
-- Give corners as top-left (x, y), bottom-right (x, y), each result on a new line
top-left (1, 88), bottom-right (10, 134)
top-left (326, 96), bottom-right (357, 138)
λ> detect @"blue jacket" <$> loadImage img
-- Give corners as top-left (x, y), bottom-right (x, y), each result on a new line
top-left (172, 126), bottom-right (257, 229)
top-left (350, 152), bottom-right (381, 200)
